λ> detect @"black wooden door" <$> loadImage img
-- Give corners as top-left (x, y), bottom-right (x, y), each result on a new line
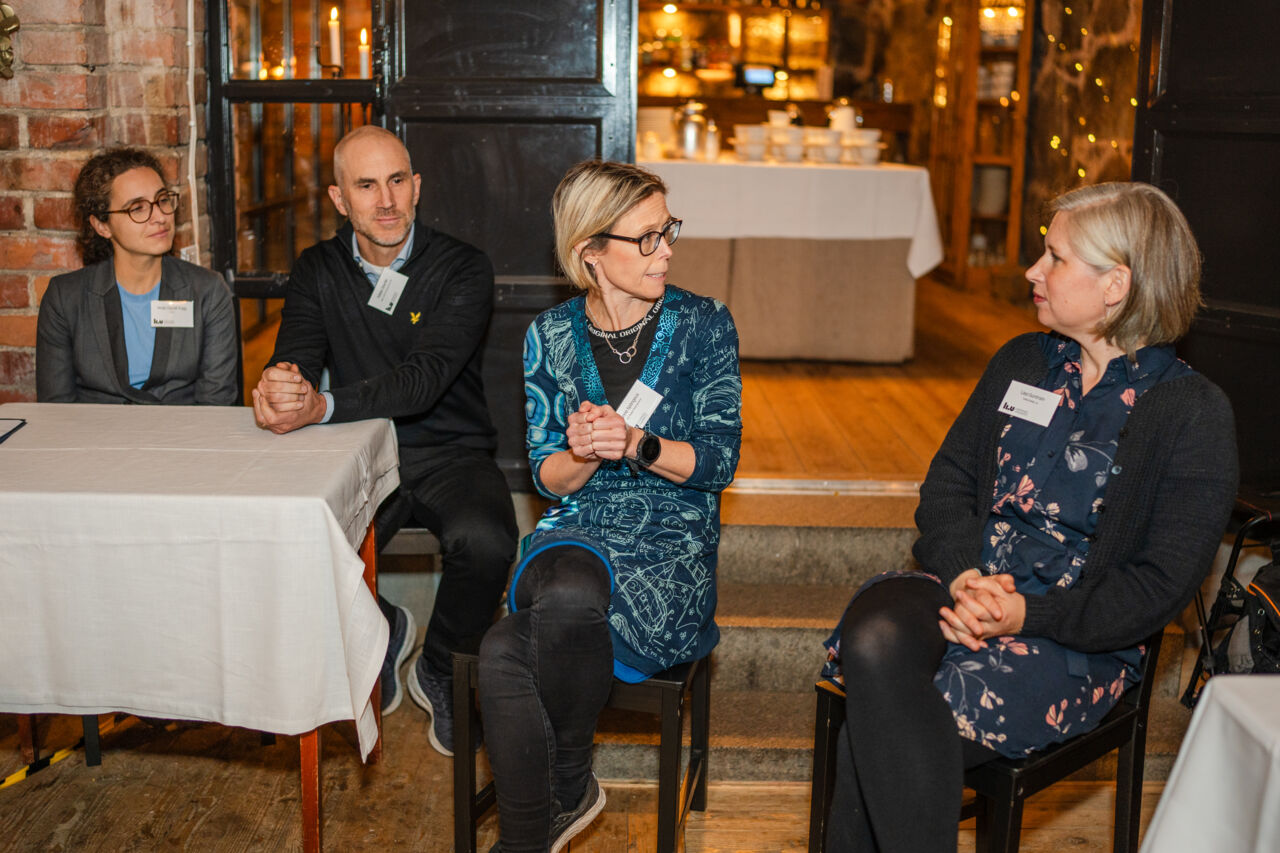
top-left (382, 0), bottom-right (636, 486)
top-left (1133, 1), bottom-right (1280, 492)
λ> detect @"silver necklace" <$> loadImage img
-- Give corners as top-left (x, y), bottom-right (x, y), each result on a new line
top-left (586, 300), bottom-right (659, 365)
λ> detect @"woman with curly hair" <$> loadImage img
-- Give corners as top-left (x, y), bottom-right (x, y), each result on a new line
top-left (36, 147), bottom-right (237, 404)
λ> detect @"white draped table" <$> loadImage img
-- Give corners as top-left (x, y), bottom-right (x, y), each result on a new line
top-left (1139, 675), bottom-right (1280, 853)
top-left (0, 402), bottom-right (399, 849)
top-left (639, 158), bottom-right (944, 361)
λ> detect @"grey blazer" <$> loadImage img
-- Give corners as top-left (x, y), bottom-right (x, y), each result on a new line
top-left (36, 256), bottom-right (239, 405)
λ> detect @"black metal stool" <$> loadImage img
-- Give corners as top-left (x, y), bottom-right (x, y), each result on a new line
top-left (452, 648), bottom-right (711, 853)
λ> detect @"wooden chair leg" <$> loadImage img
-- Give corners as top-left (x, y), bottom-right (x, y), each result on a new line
top-left (17, 714), bottom-right (38, 765)
top-left (655, 686), bottom-right (683, 853)
top-left (300, 729), bottom-right (321, 853)
top-left (82, 715), bottom-right (101, 767)
top-left (690, 658), bottom-right (711, 812)
top-left (359, 523), bottom-right (382, 766)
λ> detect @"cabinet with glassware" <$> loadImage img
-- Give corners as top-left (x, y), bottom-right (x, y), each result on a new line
top-left (928, 0), bottom-right (1034, 291)
top-left (637, 1), bottom-right (831, 102)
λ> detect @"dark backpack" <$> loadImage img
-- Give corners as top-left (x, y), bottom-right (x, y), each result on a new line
top-left (1182, 550), bottom-right (1280, 709)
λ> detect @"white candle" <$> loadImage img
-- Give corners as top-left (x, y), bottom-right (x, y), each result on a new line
top-left (328, 8), bottom-right (341, 68)
top-left (358, 28), bottom-right (371, 77)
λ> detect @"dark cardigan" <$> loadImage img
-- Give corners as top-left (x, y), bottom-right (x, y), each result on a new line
top-left (912, 333), bottom-right (1238, 653)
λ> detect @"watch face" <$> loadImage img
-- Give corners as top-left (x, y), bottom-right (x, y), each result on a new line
top-left (639, 432), bottom-right (661, 465)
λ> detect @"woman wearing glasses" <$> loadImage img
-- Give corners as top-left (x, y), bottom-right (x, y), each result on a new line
top-left (478, 160), bottom-right (742, 852)
top-left (36, 148), bottom-right (237, 404)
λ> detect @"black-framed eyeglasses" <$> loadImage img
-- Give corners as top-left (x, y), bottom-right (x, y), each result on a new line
top-left (102, 191), bottom-right (180, 224)
top-left (593, 218), bottom-right (681, 256)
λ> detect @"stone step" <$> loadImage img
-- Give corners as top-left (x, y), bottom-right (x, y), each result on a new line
top-left (712, 582), bottom-right (847, 693)
top-left (716, 524), bottom-right (916, 585)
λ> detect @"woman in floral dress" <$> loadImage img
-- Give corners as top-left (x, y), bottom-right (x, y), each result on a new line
top-left (821, 182), bottom-right (1238, 852)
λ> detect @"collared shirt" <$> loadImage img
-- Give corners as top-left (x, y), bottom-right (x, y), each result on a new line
top-left (320, 225), bottom-right (416, 422)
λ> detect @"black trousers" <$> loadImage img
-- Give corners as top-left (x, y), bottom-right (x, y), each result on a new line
top-left (827, 576), bottom-right (997, 853)
top-left (477, 545), bottom-right (614, 851)
top-left (375, 444), bottom-right (518, 676)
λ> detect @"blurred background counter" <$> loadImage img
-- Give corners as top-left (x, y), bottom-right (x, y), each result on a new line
top-left (640, 158), bottom-right (943, 362)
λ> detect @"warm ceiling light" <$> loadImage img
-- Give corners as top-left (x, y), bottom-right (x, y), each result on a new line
top-left (663, 3), bottom-right (677, 13)
top-left (662, 67), bottom-right (676, 78)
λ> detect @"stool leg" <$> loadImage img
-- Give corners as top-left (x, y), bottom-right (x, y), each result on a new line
top-left (656, 687), bottom-right (682, 853)
top-left (82, 715), bottom-right (101, 767)
top-left (807, 692), bottom-right (843, 853)
top-left (984, 796), bottom-right (1022, 853)
top-left (453, 654), bottom-right (479, 853)
top-left (690, 659), bottom-right (710, 812)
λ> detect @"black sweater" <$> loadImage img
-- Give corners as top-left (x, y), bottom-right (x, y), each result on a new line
top-left (913, 333), bottom-right (1238, 653)
top-left (270, 221), bottom-right (497, 450)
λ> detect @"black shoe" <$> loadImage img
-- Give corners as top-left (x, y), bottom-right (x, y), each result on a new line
top-left (549, 772), bottom-right (606, 853)
top-left (380, 604), bottom-right (416, 714)
top-left (407, 657), bottom-right (458, 756)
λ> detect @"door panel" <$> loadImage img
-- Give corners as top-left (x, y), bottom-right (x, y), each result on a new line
top-left (384, 0), bottom-right (635, 485)
top-left (1134, 0), bottom-right (1280, 491)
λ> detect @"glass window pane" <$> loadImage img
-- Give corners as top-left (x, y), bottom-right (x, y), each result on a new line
top-left (229, 0), bottom-right (374, 80)
top-left (232, 102), bottom-right (372, 272)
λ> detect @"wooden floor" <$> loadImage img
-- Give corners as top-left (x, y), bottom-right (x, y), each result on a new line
top-left (0, 711), bottom-right (1163, 852)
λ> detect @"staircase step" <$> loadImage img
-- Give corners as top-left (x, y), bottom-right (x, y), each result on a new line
top-left (712, 582), bottom-right (846, 692)
top-left (717, 524), bottom-right (916, 585)
top-left (594, 690), bottom-right (816, 783)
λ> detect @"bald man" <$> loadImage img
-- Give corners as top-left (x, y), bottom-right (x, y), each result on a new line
top-left (253, 126), bottom-right (517, 756)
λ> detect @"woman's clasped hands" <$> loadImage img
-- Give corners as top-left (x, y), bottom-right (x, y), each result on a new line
top-left (938, 569), bottom-right (1027, 652)
top-left (567, 401), bottom-right (631, 462)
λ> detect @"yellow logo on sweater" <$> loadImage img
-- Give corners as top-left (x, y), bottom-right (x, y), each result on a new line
top-left (410, 311), bottom-right (421, 325)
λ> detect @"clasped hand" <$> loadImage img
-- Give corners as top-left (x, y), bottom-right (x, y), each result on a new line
top-left (252, 362), bottom-right (325, 434)
top-left (566, 401), bottom-right (630, 462)
top-left (938, 569), bottom-right (1026, 652)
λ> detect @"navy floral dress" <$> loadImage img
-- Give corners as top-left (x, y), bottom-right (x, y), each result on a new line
top-left (824, 335), bottom-right (1192, 757)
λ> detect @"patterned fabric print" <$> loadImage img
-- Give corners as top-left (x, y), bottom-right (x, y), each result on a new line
top-left (932, 334), bottom-right (1191, 757)
top-left (522, 286), bottom-right (742, 679)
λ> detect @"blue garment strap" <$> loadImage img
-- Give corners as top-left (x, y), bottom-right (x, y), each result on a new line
top-left (571, 289), bottom-right (677, 407)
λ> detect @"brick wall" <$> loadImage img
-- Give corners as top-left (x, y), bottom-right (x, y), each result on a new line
top-left (0, 0), bottom-right (207, 401)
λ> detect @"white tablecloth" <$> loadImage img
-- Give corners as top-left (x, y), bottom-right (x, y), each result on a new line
top-left (0, 403), bottom-right (400, 760)
top-left (638, 159), bottom-right (943, 278)
top-left (636, 159), bottom-right (944, 361)
top-left (1139, 675), bottom-right (1280, 852)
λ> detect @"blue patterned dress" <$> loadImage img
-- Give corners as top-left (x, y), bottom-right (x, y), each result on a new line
top-left (825, 335), bottom-right (1192, 757)
top-left (517, 286), bottom-right (742, 682)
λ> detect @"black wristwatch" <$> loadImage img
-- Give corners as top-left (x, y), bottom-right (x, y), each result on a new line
top-left (632, 429), bottom-right (662, 470)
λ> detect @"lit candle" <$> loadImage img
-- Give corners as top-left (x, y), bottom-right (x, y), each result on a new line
top-left (328, 8), bottom-right (342, 68)
top-left (359, 28), bottom-right (371, 77)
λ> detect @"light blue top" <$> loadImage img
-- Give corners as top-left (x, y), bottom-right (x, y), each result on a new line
top-left (117, 282), bottom-right (160, 389)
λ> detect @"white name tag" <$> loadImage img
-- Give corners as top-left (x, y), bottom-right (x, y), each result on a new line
top-left (616, 380), bottom-right (663, 428)
top-left (998, 380), bottom-right (1059, 427)
top-left (367, 267), bottom-right (408, 316)
top-left (151, 300), bottom-right (194, 328)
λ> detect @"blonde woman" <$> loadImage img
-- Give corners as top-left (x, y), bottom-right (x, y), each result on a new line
top-left (821, 182), bottom-right (1238, 851)
top-left (478, 160), bottom-right (742, 851)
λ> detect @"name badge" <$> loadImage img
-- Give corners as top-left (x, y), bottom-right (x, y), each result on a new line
top-left (151, 300), bottom-right (194, 328)
top-left (998, 380), bottom-right (1059, 427)
top-left (617, 380), bottom-right (663, 428)
top-left (367, 267), bottom-right (409, 316)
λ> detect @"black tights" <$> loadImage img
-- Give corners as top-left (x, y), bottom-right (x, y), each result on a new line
top-left (826, 576), bottom-right (996, 853)
top-left (477, 545), bottom-right (614, 852)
